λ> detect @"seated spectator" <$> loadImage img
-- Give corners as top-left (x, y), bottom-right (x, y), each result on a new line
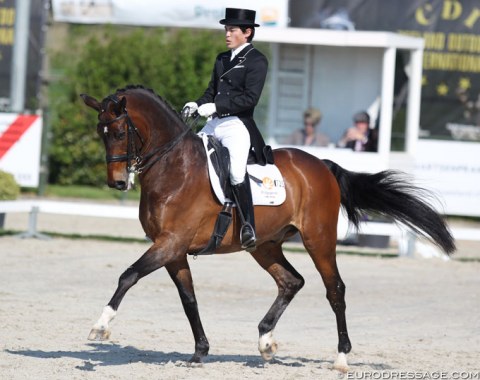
top-left (337, 111), bottom-right (378, 152)
top-left (283, 108), bottom-right (330, 147)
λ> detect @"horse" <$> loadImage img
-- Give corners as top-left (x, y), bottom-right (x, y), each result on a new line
top-left (81, 85), bottom-right (455, 372)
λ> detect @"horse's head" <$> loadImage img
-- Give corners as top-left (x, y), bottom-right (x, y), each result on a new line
top-left (81, 92), bottom-right (144, 191)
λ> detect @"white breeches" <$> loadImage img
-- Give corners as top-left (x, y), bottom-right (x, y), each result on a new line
top-left (200, 116), bottom-right (251, 185)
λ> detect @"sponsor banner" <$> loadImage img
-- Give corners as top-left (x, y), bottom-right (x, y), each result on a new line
top-left (0, 0), bottom-right (46, 109)
top-left (0, 113), bottom-right (42, 187)
top-left (289, 0), bottom-right (480, 142)
top-left (51, 0), bottom-right (288, 29)
top-left (414, 139), bottom-right (480, 216)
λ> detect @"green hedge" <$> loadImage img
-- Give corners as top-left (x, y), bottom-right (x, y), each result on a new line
top-left (0, 170), bottom-right (20, 200)
top-left (48, 25), bottom-right (225, 186)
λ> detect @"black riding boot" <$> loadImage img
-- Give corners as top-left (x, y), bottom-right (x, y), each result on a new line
top-left (232, 177), bottom-right (256, 252)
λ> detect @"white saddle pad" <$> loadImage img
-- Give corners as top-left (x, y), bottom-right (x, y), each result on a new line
top-left (199, 133), bottom-right (286, 206)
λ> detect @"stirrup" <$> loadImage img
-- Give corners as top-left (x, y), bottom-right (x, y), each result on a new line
top-left (240, 223), bottom-right (256, 252)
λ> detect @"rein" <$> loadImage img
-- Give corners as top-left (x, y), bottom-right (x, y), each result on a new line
top-left (136, 127), bottom-right (190, 174)
top-left (99, 95), bottom-right (191, 176)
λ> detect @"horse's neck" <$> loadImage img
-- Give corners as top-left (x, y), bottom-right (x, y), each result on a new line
top-left (138, 132), bottom-right (205, 203)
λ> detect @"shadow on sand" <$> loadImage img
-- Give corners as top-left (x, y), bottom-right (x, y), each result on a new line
top-left (5, 343), bottom-right (336, 371)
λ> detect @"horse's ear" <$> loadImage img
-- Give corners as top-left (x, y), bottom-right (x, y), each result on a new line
top-left (80, 94), bottom-right (102, 112)
top-left (119, 96), bottom-right (127, 111)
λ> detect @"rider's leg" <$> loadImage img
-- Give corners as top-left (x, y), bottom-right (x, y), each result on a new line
top-left (232, 174), bottom-right (256, 251)
top-left (212, 117), bottom-right (256, 251)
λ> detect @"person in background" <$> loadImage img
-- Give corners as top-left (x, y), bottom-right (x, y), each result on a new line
top-left (337, 111), bottom-right (378, 152)
top-left (284, 107), bottom-right (330, 146)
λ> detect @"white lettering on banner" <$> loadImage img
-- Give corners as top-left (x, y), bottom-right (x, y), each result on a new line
top-left (51, 0), bottom-right (289, 28)
top-left (0, 113), bottom-right (42, 187)
top-left (347, 371), bottom-right (480, 379)
top-left (415, 140), bottom-right (480, 217)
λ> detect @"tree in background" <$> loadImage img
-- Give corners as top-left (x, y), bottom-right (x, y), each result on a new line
top-left (48, 25), bottom-right (225, 186)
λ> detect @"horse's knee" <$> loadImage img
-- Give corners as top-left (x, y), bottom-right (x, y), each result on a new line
top-left (281, 274), bottom-right (305, 300)
top-left (291, 275), bottom-right (305, 294)
top-left (118, 267), bottom-right (139, 288)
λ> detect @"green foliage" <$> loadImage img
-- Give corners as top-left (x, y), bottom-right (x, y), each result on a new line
top-left (49, 25), bottom-right (225, 186)
top-left (0, 170), bottom-right (20, 200)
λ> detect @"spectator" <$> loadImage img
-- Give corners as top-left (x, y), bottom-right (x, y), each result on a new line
top-left (283, 108), bottom-right (330, 147)
top-left (337, 111), bottom-right (378, 152)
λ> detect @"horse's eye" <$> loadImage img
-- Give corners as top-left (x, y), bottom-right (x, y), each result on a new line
top-left (115, 131), bottom-right (126, 140)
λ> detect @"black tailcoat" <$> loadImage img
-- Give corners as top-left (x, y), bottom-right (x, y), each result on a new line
top-left (196, 44), bottom-right (272, 165)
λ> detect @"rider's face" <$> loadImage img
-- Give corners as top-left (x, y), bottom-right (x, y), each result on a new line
top-left (224, 25), bottom-right (251, 50)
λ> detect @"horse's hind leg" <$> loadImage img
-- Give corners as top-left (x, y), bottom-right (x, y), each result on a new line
top-left (88, 243), bottom-right (174, 341)
top-left (165, 257), bottom-right (209, 364)
top-left (303, 228), bottom-right (351, 372)
top-left (250, 243), bottom-right (305, 361)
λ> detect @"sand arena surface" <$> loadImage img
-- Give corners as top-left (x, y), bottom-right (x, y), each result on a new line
top-left (0, 212), bottom-right (479, 379)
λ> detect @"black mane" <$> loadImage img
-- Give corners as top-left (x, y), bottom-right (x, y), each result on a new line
top-left (115, 84), bottom-right (184, 124)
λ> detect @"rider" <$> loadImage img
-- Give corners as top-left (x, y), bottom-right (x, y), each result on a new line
top-left (183, 8), bottom-right (270, 252)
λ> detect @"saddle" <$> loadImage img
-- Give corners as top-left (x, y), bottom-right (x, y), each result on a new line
top-left (195, 134), bottom-right (285, 256)
top-left (180, 109), bottom-right (282, 256)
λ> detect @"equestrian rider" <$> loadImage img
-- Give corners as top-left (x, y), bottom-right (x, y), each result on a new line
top-left (184, 8), bottom-right (270, 252)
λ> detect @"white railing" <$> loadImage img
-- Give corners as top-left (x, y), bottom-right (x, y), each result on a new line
top-left (1, 200), bottom-right (478, 257)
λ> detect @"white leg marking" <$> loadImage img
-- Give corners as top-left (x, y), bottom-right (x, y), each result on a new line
top-left (258, 331), bottom-right (278, 361)
top-left (93, 305), bottom-right (116, 329)
top-left (88, 306), bottom-right (116, 340)
top-left (333, 352), bottom-right (349, 373)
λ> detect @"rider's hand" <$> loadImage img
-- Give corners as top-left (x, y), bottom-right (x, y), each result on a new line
top-left (198, 103), bottom-right (216, 117)
top-left (183, 102), bottom-right (198, 116)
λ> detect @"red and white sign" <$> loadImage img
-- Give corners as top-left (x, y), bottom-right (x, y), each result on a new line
top-left (0, 113), bottom-right (43, 187)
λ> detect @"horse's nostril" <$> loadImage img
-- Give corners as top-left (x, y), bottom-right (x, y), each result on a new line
top-left (113, 181), bottom-right (126, 190)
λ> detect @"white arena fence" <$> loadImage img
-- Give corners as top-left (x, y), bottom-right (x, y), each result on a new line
top-left (0, 200), bottom-right (478, 258)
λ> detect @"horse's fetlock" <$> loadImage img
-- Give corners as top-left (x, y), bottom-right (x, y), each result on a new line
top-left (258, 322), bottom-right (271, 336)
top-left (196, 339), bottom-right (210, 356)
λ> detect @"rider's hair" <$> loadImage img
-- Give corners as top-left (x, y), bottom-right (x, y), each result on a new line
top-left (239, 26), bottom-right (255, 42)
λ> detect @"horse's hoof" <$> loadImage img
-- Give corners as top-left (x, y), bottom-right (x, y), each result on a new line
top-left (187, 355), bottom-right (204, 367)
top-left (333, 352), bottom-right (349, 373)
top-left (88, 328), bottom-right (111, 341)
top-left (260, 342), bottom-right (278, 361)
top-left (258, 332), bottom-right (278, 361)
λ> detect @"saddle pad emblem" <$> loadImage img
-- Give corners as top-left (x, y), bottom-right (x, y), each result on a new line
top-left (199, 133), bottom-right (286, 206)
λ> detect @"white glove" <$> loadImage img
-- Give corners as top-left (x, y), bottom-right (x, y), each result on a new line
top-left (198, 103), bottom-right (216, 117)
top-left (183, 102), bottom-right (198, 116)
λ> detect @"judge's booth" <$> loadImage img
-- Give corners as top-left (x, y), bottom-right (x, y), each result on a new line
top-left (255, 27), bottom-right (424, 174)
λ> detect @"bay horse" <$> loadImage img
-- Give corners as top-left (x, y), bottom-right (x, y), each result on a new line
top-left (81, 85), bottom-right (455, 371)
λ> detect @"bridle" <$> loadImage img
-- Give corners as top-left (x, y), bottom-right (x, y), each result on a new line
top-left (98, 94), bottom-right (190, 177)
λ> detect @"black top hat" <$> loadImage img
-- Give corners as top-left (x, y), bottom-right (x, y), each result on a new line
top-left (219, 8), bottom-right (259, 27)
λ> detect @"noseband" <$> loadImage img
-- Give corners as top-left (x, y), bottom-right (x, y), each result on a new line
top-left (98, 94), bottom-right (190, 175)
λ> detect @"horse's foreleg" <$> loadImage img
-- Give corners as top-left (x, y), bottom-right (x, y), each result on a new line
top-left (250, 244), bottom-right (305, 361)
top-left (88, 243), bottom-right (173, 341)
top-left (165, 257), bottom-right (209, 364)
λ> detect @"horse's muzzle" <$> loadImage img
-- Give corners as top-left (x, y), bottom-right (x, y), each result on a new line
top-left (109, 180), bottom-right (128, 191)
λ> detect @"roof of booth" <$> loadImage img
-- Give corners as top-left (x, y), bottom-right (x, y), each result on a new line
top-left (255, 27), bottom-right (424, 50)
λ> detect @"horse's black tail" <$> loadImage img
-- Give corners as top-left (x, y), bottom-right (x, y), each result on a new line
top-left (322, 159), bottom-right (456, 255)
